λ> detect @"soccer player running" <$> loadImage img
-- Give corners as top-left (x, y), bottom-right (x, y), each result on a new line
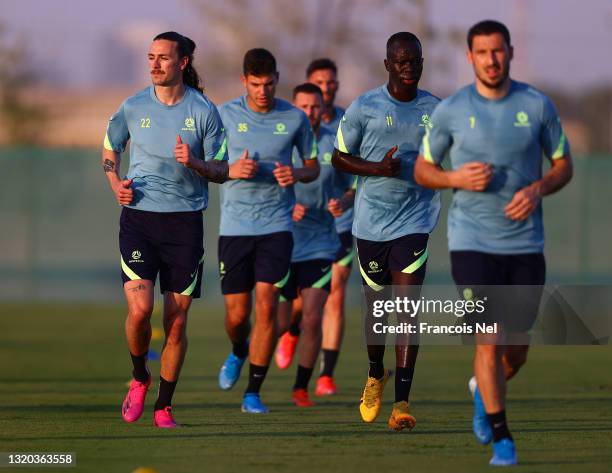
top-left (103, 32), bottom-right (246, 428)
top-left (332, 32), bottom-right (440, 430)
top-left (276, 59), bottom-right (355, 396)
top-left (216, 49), bottom-right (319, 414)
top-left (414, 20), bottom-right (572, 465)
top-left (277, 83), bottom-right (352, 407)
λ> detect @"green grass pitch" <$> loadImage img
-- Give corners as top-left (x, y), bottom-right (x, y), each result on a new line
top-left (1, 303), bottom-right (611, 473)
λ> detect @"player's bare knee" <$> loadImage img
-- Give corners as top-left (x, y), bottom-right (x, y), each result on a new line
top-left (255, 301), bottom-right (277, 320)
top-left (127, 305), bottom-right (153, 325)
top-left (225, 307), bottom-right (249, 329)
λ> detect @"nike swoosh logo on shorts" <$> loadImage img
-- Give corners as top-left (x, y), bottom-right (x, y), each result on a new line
top-left (321, 266), bottom-right (331, 272)
top-left (413, 249), bottom-right (425, 256)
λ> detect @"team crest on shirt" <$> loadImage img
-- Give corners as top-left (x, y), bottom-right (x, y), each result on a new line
top-left (514, 111), bottom-right (531, 127)
top-left (182, 117), bottom-right (196, 131)
top-left (273, 122), bottom-right (288, 135)
top-left (419, 114), bottom-right (432, 128)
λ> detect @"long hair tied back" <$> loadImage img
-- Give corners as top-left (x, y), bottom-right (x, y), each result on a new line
top-left (153, 31), bottom-right (204, 93)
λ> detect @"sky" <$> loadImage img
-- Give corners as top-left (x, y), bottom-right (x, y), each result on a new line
top-left (2, 0), bottom-right (612, 94)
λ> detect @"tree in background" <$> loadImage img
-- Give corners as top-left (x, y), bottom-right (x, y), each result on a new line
top-left (188, 0), bottom-right (462, 100)
top-left (0, 23), bottom-right (45, 145)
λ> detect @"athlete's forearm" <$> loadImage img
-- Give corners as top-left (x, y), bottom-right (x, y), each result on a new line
top-left (340, 188), bottom-right (355, 209)
top-left (195, 160), bottom-right (230, 183)
top-left (532, 155), bottom-right (573, 197)
top-left (295, 159), bottom-right (320, 183)
top-left (414, 155), bottom-right (454, 189)
top-left (331, 149), bottom-right (387, 177)
top-left (102, 149), bottom-right (122, 188)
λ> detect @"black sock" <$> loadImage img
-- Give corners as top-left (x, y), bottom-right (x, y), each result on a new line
top-left (293, 365), bottom-right (314, 390)
top-left (245, 363), bottom-right (269, 394)
top-left (368, 361), bottom-right (384, 379)
top-left (394, 367), bottom-right (414, 402)
top-left (488, 410), bottom-right (513, 442)
top-left (130, 352), bottom-right (149, 382)
top-left (154, 376), bottom-right (177, 410)
top-left (232, 340), bottom-right (248, 359)
top-left (288, 321), bottom-right (301, 336)
top-left (367, 345), bottom-right (385, 379)
top-left (320, 349), bottom-right (339, 377)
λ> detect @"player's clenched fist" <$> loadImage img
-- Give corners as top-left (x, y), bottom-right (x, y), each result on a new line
top-left (327, 198), bottom-right (344, 217)
top-left (292, 203), bottom-right (307, 222)
top-left (377, 145), bottom-right (401, 177)
top-left (504, 183), bottom-right (542, 221)
top-left (273, 161), bottom-right (296, 187)
top-left (174, 135), bottom-right (196, 168)
top-left (113, 178), bottom-right (133, 206)
top-left (229, 149), bottom-right (258, 179)
top-left (451, 161), bottom-right (493, 191)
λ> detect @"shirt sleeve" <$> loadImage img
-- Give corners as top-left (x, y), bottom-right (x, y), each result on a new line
top-left (540, 96), bottom-right (570, 161)
top-left (294, 112), bottom-right (317, 162)
top-left (103, 102), bottom-right (129, 153)
top-left (203, 105), bottom-right (228, 162)
top-left (334, 100), bottom-right (362, 155)
top-left (419, 101), bottom-right (452, 165)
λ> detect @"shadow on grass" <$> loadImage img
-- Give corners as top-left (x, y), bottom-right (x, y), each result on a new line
top-left (5, 424), bottom-right (612, 443)
top-left (0, 375), bottom-right (218, 384)
top-left (2, 428), bottom-right (474, 442)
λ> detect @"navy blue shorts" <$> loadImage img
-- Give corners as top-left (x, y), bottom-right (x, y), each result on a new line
top-left (280, 259), bottom-right (334, 300)
top-left (218, 232), bottom-right (293, 295)
top-left (450, 251), bottom-right (546, 332)
top-left (333, 231), bottom-right (354, 268)
top-left (356, 233), bottom-right (429, 290)
top-left (119, 207), bottom-right (204, 298)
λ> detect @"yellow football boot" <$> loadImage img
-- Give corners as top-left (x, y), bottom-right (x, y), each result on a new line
top-left (359, 369), bottom-right (391, 423)
top-left (388, 400), bottom-right (416, 432)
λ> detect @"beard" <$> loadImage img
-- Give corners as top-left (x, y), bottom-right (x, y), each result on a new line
top-left (476, 64), bottom-right (510, 89)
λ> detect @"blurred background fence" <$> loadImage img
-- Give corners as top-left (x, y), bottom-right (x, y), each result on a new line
top-left (1, 148), bottom-right (610, 303)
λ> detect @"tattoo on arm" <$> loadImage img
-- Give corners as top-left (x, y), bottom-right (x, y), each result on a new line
top-left (103, 159), bottom-right (116, 173)
top-left (201, 161), bottom-right (229, 183)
